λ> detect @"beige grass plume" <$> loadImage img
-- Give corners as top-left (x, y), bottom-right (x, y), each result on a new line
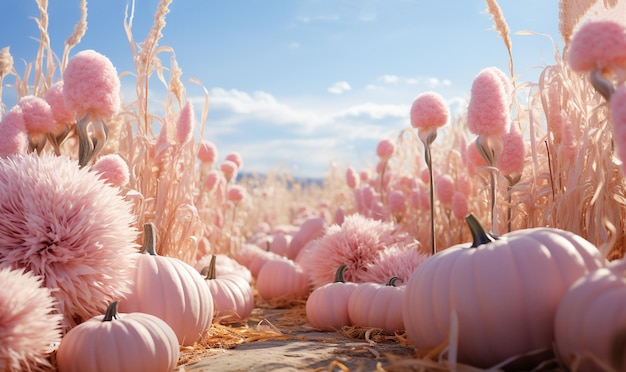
top-left (485, 0), bottom-right (514, 79)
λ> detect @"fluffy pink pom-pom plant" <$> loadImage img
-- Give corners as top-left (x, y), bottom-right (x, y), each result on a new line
top-left (410, 91), bottom-right (449, 254)
top-left (0, 105), bottom-right (29, 157)
top-left (568, 20), bottom-right (626, 100)
top-left (0, 153), bottom-right (139, 332)
top-left (63, 49), bottom-right (121, 166)
top-left (0, 267), bottom-right (62, 371)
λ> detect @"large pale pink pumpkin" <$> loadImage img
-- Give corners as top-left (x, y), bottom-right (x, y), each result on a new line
top-left (306, 264), bottom-right (358, 331)
top-left (256, 257), bottom-right (310, 301)
top-left (119, 223), bottom-right (213, 346)
top-left (555, 259), bottom-right (626, 372)
top-left (347, 277), bottom-right (405, 333)
top-left (402, 214), bottom-right (606, 368)
top-left (202, 255), bottom-right (254, 324)
top-left (56, 302), bottom-right (179, 372)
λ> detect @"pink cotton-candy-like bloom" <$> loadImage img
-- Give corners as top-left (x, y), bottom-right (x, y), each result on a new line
top-left (198, 140), bottom-right (218, 163)
top-left (410, 91), bottom-right (449, 130)
top-left (302, 214), bottom-right (415, 288)
top-left (0, 105), bottom-right (29, 157)
top-left (225, 152), bottom-right (243, 169)
top-left (376, 139), bottom-right (395, 160)
top-left (359, 245), bottom-right (427, 284)
top-left (610, 85), bottom-right (626, 175)
top-left (227, 185), bottom-right (247, 202)
top-left (220, 160), bottom-right (238, 182)
top-left (497, 124), bottom-right (526, 176)
top-left (466, 138), bottom-right (489, 172)
top-left (387, 189), bottom-right (406, 217)
top-left (0, 267), bottom-right (62, 371)
top-left (346, 166), bottom-right (358, 189)
top-left (176, 101), bottom-right (195, 145)
top-left (435, 174), bottom-right (455, 205)
top-left (204, 169), bottom-right (224, 191)
top-left (452, 191), bottom-right (469, 220)
top-left (17, 95), bottom-right (56, 135)
top-left (45, 81), bottom-right (75, 124)
top-left (0, 153), bottom-right (139, 332)
top-left (568, 20), bottom-right (626, 73)
top-left (467, 67), bottom-right (511, 136)
top-left (91, 153), bottom-right (130, 187)
top-left (63, 49), bottom-right (121, 120)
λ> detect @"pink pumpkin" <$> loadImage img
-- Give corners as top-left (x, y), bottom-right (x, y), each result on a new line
top-left (287, 217), bottom-right (326, 259)
top-left (119, 223), bottom-right (214, 346)
top-left (56, 302), bottom-right (179, 372)
top-left (555, 259), bottom-right (626, 371)
top-left (347, 277), bottom-right (405, 333)
top-left (256, 257), bottom-right (310, 301)
top-left (268, 233), bottom-right (293, 258)
top-left (196, 253), bottom-right (252, 283)
top-left (306, 264), bottom-right (359, 331)
top-left (202, 255), bottom-right (255, 324)
top-left (402, 214), bottom-right (606, 368)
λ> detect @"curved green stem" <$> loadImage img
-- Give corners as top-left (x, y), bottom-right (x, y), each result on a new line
top-left (465, 213), bottom-right (498, 248)
top-left (334, 264), bottom-right (348, 283)
top-left (103, 301), bottom-right (120, 322)
top-left (141, 222), bottom-right (158, 255)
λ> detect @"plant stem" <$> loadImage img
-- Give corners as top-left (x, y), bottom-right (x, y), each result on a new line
top-left (425, 144), bottom-right (436, 255)
top-left (488, 168), bottom-right (498, 235)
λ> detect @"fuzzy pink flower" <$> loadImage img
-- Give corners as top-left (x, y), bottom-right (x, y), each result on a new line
top-left (359, 245), bottom-right (427, 284)
top-left (0, 267), bottom-right (62, 371)
top-left (435, 174), bottom-right (455, 205)
top-left (387, 189), bottom-right (406, 217)
top-left (17, 95), bottom-right (56, 135)
top-left (467, 67), bottom-right (511, 136)
top-left (198, 140), bottom-right (218, 163)
top-left (176, 101), bottom-right (195, 145)
top-left (45, 81), bottom-right (75, 124)
top-left (0, 106), bottom-right (29, 156)
top-left (205, 169), bottom-right (223, 191)
top-left (346, 166), bottom-right (358, 189)
top-left (359, 170), bottom-right (370, 182)
top-left (225, 152), bottom-right (243, 169)
top-left (497, 124), bottom-right (526, 176)
top-left (302, 214), bottom-right (415, 288)
top-left (610, 85), bottom-right (626, 175)
top-left (410, 91), bottom-right (449, 130)
top-left (63, 49), bottom-right (121, 120)
top-left (227, 185), bottom-right (247, 202)
top-left (452, 191), bottom-right (469, 220)
top-left (334, 207), bottom-right (345, 225)
top-left (558, 118), bottom-right (578, 164)
top-left (466, 138), bottom-right (488, 173)
top-left (486, 66), bottom-right (513, 105)
top-left (376, 138), bottom-right (395, 160)
top-left (220, 160), bottom-right (238, 182)
top-left (568, 20), bottom-right (626, 73)
top-left (91, 153), bottom-right (130, 187)
top-left (0, 153), bottom-right (139, 332)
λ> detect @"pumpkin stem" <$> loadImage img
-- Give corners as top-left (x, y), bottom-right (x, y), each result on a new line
top-left (103, 301), bottom-right (120, 322)
top-left (334, 264), bottom-right (348, 283)
top-left (386, 277), bottom-right (402, 286)
top-left (201, 255), bottom-right (218, 280)
top-left (141, 222), bottom-right (158, 255)
top-left (465, 213), bottom-right (498, 248)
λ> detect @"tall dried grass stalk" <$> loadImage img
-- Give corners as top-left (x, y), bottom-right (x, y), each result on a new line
top-left (485, 0), bottom-right (514, 78)
top-left (0, 46), bottom-right (14, 112)
top-left (62, 0), bottom-right (88, 71)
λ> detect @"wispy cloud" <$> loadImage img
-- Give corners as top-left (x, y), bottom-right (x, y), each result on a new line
top-left (296, 15), bottom-right (340, 24)
top-left (327, 81), bottom-right (352, 95)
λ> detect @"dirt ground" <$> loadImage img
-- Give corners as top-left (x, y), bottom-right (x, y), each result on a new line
top-left (176, 305), bottom-right (419, 372)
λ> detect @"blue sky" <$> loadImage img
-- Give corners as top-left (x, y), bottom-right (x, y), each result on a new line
top-left (0, 0), bottom-right (561, 178)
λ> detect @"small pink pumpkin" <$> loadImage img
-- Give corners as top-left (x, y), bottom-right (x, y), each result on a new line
top-left (306, 264), bottom-right (359, 331)
top-left (402, 214), bottom-right (606, 368)
top-left (56, 302), bottom-right (179, 372)
top-left (256, 257), bottom-right (310, 301)
top-left (555, 259), bottom-right (626, 371)
top-left (287, 217), bottom-right (326, 259)
top-left (119, 223), bottom-right (214, 346)
top-left (347, 277), bottom-right (405, 333)
top-left (202, 255), bottom-right (255, 324)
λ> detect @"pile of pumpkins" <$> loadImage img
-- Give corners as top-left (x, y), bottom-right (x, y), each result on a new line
top-left (54, 214), bottom-right (625, 371)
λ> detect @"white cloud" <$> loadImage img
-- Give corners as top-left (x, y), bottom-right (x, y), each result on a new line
top-left (335, 103), bottom-right (407, 120)
top-left (327, 81), bottom-right (352, 95)
top-left (296, 15), bottom-right (340, 24)
top-left (378, 75), bottom-right (399, 84)
top-left (288, 41), bottom-right (301, 49)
